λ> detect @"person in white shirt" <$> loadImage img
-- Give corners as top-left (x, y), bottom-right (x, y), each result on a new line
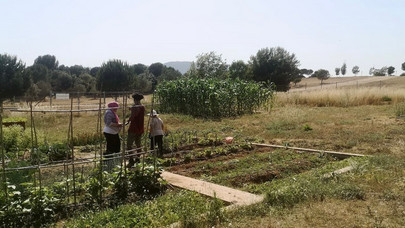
top-left (149, 110), bottom-right (164, 158)
top-left (103, 101), bottom-right (123, 170)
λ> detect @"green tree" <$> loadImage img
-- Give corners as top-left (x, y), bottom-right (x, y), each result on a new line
top-left (250, 47), bottom-right (300, 91)
top-left (158, 66), bottom-right (182, 82)
top-left (78, 73), bottom-right (97, 92)
top-left (371, 67), bottom-right (387, 76)
top-left (299, 69), bottom-right (313, 76)
top-left (34, 55), bottom-right (59, 70)
top-left (97, 59), bottom-right (134, 91)
top-left (133, 72), bottom-right (153, 93)
top-left (148, 62), bottom-right (164, 77)
top-left (68, 65), bottom-right (88, 76)
top-left (352, 66), bottom-right (360, 76)
top-left (191, 52), bottom-right (228, 79)
top-left (387, 66), bottom-right (395, 76)
top-left (51, 70), bottom-right (73, 91)
top-left (313, 69), bottom-right (330, 84)
top-left (335, 67), bottom-right (340, 76)
top-left (402, 62), bottom-right (405, 71)
top-left (341, 63), bottom-right (347, 76)
top-left (0, 54), bottom-right (30, 102)
top-left (132, 63), bottom-right (147, 75)
top-left (229, 60), bottom-right (252, 80)
top-left (90, 67), bottom-right (100, 77)
top-left (26, 64), bottom-right (49, 83)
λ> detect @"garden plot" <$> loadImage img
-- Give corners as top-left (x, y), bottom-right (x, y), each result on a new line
top-left (162, 143), bottom-right (340, 194)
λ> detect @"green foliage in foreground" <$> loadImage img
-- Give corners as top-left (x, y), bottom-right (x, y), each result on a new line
top-left (65, 190), bottom-right (224, 228)
top-left (156, 78), bottom-right (274, 118)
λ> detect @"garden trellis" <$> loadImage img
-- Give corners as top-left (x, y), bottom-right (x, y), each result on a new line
top-left (0, 92), bottom-right (164, 225)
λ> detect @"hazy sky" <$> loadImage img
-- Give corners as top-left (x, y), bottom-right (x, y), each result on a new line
top-left (1, 0), bottom-right (404, 75)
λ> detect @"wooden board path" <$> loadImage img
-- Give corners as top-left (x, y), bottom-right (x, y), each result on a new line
top-left (161, 171), bottom-right (264, 206)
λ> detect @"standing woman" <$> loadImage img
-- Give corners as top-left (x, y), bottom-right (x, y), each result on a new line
top-left (103, 101), bottom-right (122, 170)
top-left (149, 110), bottom-right (164, 158)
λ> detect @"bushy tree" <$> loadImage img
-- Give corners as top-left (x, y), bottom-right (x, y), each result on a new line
top-left (299, 69), bottom-right (313, 76)
top-left (96, 59), bottom-right (134, 91)
top-left (250, 47), bottom-right (300, 91)
top-left (341, 63), bottom-right (347, 76)
top-left (132, 63), bottom-right (147, 75)
top-left (133, 72), bottom-right (153, 93)
top-left (90, 67), bottom-right (100, 77)
top-left (158, 66), bottom-right (182, 82)
top-left (312, 69), bottom-right (330, 84)
top-left (352, 66), bottom-right (360, 76)
top-left (387, 66), bottom-right (395, 76)
top-left (402, 62), bottom-right (405, 71)
top-left (68, 65), bottom-right (88, 76)
top-left (370, 67), bottom-right (387, 76)
top-left (34, 55), bottom-right (59, 70)
top-left (51, 70), bottom-right (73, 91)
top-left (26, 64), bottom-right (49, 83)
top-left (0, 54), bottom-right (30, 102)
top-left (189, 52), bottom-right (228, 79)
top-left (229, 60), bottom-right (252, 80)
top-left (148, 62), bottom-right (164, 77)
top-left (335, 67), bottom-right (340, 76)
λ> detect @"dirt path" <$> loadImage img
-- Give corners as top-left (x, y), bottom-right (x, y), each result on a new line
top-left (162, 171), bottom-right (264, 206)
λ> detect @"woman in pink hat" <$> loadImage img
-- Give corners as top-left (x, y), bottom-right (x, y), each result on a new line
top-left (103, 101), bottom-right (123, 170)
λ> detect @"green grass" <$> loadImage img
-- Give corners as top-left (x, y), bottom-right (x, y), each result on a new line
top-left (64, 190), bottom-right (224, 228)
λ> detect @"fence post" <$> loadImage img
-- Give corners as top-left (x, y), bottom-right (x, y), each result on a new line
top-left (0, 101), bottom-right (7, 197)
top-left (77, 92), bottom-right (80, 110)
top-left (50, 91), bottom-right (52, 107)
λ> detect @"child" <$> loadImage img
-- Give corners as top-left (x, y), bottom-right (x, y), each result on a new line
top-left (149, 110), bottom-right (164, 158)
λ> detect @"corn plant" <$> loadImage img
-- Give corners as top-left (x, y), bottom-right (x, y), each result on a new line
top-left (155, 78), bottom-right (274, 118)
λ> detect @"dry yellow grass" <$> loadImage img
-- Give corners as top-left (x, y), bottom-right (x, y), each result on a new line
top-left (277, 87), bottom-right (405, 107)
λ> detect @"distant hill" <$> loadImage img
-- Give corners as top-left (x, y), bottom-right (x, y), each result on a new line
top-left (164, 61), bottom-right (192, 74)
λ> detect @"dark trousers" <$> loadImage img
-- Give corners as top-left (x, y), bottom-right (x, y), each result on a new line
top-left (104, 132), bottom-right (120, 155)
top-left (150, 135), bottom-right (163, 157)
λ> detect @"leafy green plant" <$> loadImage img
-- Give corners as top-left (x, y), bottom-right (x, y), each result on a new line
top-left (156, 78), bottom-right (274, 118)
top-left (2, 117), bottom-right (27, 123)
top-left (381, 95), bottom-right (392, 102)
top-left (302, 124), bottom-right (313, 131)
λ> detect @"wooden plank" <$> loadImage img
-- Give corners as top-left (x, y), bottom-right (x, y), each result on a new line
top-left (252, 143), bottom-right (365, 159)
top-left (162, 171), bottom-right (263, 206)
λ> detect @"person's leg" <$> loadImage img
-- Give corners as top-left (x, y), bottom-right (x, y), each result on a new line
top-left (126, 132), bottom-right (135, 150)
top-left (156, 135), bottom-right (163, 158)
top-left (126, 132), bottom-right (135, 167)
top-left (103, 132), bottom-right (118, 171)
top-left (150, 136), bottom-right (155, 150)
top-left (134, 134), bottom-right (142, 163)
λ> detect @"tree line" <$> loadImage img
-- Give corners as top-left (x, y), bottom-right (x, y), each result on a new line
top-left (2, 47), bottom-right (405, 104)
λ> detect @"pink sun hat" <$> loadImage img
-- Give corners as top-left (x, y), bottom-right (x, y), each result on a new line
top-left (107, 101), bottom-right (119, 109)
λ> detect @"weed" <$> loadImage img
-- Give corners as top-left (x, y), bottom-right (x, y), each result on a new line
top-left (302, 124), bottom-right (313, 131)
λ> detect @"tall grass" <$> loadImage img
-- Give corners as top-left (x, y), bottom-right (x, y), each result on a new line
top-left (277, 87), bottom-right (405, 107)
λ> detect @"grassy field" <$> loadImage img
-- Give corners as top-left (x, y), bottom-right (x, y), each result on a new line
top-left (2, 76), bottom-right (405, 227)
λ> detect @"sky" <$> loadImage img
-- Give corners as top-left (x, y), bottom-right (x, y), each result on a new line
top-left (1, 0), bottom-right (405, 76)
